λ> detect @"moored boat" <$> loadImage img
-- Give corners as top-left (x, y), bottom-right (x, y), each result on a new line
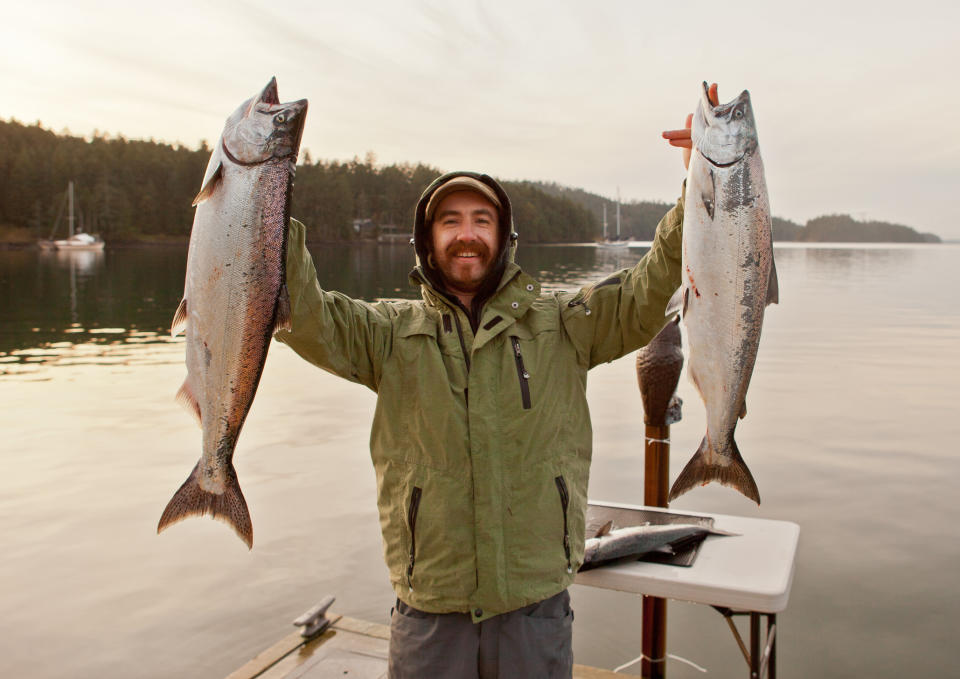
top-left (38, 181), bottom-right (106, 252)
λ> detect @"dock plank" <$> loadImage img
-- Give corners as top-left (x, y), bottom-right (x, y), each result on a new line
top-left (229, 614), bottom-right (624, 679)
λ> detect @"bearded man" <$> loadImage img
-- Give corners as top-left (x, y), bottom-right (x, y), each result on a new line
top-left (275, 90), bottom-right (710, 678)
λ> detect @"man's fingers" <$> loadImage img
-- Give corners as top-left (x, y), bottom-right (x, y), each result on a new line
top-left (685, 112), bottom-right (693, 129)
top-left (662, 129), bottom-right (691, 140)
top-left (666, 138), bottom-right (693, 149)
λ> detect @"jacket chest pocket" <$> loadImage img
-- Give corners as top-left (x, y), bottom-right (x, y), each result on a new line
top-left (509, 336), bottom-right (532, 410)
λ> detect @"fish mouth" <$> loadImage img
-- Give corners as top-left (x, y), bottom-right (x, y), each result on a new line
top-left (288, 100), bottom-right (308, 162)
top-left (260, 77), bottom-right (280, 105)
top-left (699, 148), bottom-right (745, 168)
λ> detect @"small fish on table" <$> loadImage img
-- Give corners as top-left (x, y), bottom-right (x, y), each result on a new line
top-left (580, 520), bottom-right (738, 571)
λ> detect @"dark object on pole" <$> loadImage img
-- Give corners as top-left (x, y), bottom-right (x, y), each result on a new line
top-left (635, 315), bottom-right (684, 679)
top-left (636, 316), bottom-right (684, 427)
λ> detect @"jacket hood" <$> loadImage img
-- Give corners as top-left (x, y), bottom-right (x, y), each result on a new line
top-left (412, 171), bottom-right (517, 301)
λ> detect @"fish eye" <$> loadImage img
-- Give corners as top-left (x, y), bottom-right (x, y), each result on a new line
top-left (276, 113), bottom-right (286, 123)
top-left (734, 109), bottom-right (743, 119)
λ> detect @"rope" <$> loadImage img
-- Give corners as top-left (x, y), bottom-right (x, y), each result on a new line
top-left (645, 436), bottom-right (671, 444)
top-left (613, 652), bottom-right (708, 674)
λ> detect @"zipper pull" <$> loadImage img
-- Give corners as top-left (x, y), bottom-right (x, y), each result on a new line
top-left (512, 338), bottom-right (531, 379)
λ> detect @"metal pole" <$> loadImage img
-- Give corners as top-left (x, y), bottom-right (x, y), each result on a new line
top-left (635, 317), bottom-right (683, 679)
top-left (67, 180), bottom-right (75, 238)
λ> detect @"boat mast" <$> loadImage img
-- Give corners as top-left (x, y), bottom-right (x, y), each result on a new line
top-left (603, 203), bottom-right (608, 241)
top-left (67, 181), bottom-right (75, 238)
top-left (616, 187), bottom-right (621, 240)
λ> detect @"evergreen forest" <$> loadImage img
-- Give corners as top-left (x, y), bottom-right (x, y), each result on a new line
top-left (0, 119), bottom-right (940, 244)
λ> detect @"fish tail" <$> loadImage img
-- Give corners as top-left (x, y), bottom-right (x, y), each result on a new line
top-left (668, 435), bottom-right (761, 505)
top-left (157, 461), bottom-right (253, 548)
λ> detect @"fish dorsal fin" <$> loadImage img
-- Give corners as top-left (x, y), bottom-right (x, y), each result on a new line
top-left (171, 298), bottom-right (188, 337)
top-left (739, 400), bottom-right (747, 420)
top-left (175, 380), bottom-right (201, 426)
top-left (766, 256), bottom-right (779, 306)
top-left (594, 520), bottom-right (614, 538)
top-left (192, 162), bottom-right (223, 206)
top-left (273, 284), bottom-right (292, 333)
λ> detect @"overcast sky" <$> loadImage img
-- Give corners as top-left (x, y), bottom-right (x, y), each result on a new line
top-left (2, 0), bottom-right (958, 238)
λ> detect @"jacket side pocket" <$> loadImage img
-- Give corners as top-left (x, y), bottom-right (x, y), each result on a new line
top-left (406, 486), bottom-right (422, 590)
top-left (554, 476), bottom-right (572, 573)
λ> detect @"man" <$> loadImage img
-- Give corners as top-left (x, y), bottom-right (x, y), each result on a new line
top-left (275, 89), bottom-right (713, 678)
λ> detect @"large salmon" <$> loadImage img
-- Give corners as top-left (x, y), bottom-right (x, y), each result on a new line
top-left (668, 83), bottom-right (778, 505)
top-left (158, 78), bottom-right (307, 547)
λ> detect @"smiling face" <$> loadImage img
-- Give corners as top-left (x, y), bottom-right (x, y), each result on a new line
top-left (429, 190), bottom-right (500, 307)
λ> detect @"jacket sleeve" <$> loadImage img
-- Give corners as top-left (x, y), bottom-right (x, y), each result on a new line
top-left (273, 218), bottom-right (393, 391)
top-left (560, 187), bottom-right (684, 369)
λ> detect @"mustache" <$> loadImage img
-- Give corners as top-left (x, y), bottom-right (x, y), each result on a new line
top-left (446, 240), bottom-right (491, 259)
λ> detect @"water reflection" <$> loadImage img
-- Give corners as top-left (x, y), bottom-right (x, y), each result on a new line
top-left (1, 243), bottom-right (952, 369)
top-left (1, 246), bottom-right (186, 361)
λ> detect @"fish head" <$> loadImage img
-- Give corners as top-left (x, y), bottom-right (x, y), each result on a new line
top-left (692, 82), bottom-right (757, 167)
top-left (220, 77), bottom-right (308, 165)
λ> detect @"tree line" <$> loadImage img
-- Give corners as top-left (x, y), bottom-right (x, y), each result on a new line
top-left (0, 119), bottom-right (598, 244)
top-left (1, 118), bottom-right (938, 244)
top-left (772, 214), bottom-right (940, 243)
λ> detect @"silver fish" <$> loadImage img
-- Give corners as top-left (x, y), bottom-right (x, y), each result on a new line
top-left (581, 521), bottom-right (736, 569)
top-left (668, 83), bottom-right (778, 505)
top-left (158, 78), bottom-right (307, 548)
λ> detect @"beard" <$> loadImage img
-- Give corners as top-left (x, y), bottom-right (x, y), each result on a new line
top-left (436, 240), bottom-right (494, 293)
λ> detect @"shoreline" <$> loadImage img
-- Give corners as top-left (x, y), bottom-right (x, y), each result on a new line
top-left (0, 237), bottom-right (948, 250)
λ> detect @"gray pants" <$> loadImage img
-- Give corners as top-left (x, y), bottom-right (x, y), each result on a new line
top-left (388, 590), bottom-right (574, 679)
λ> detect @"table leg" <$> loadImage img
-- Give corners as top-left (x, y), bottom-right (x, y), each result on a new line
top-left (768, 614), bottom-right (776, 679)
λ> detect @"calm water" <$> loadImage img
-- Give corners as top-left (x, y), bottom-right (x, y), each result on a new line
top-left (1, 242), bottom-right (958, 678)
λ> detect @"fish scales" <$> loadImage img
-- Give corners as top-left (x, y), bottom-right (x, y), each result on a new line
top-left (158, 79), bottom-right (307, 548)
top-left (668, 83), bottom-right (778, 505)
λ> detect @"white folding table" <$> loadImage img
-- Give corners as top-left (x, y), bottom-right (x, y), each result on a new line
top-left (575, 501), bottom-right (800, 678)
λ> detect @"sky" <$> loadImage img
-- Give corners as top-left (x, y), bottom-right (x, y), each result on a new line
top-left (2, 0), bottom-right (958, 239)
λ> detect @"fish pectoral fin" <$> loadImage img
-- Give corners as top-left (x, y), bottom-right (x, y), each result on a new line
top-left (594, 519), bottom-right (614, 538)
top-left (273, 284), bottom-right (292, 334)
top-left (192, 162), bottom-right (223, 206)
top-left (175, 380), bottom-right (202, 426)
top-left (766, 257), bottom-right (780, 306)
top-left (701, 167), bottom-right (716, 219)
top-left (171, 298), bottom-right (188, 337)
top-left (665, 286), bottom-right (684, 317)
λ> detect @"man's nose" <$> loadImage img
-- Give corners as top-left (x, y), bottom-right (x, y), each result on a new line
top-left (456, 222), bottom-right (479, 241)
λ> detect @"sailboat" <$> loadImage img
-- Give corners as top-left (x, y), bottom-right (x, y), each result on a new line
top-left (598, 188), bottom-right (628, 249)
top-left (38, 181), bottom-right (106, 252)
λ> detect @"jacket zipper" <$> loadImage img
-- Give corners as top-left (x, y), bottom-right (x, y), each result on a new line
top-left (510, 336), bottom-right (532, 410)
top-left (555, 475), bottom-right (572, 573)
top-left (406, 486), bottom-right (422, 590)
top-left (453, 313), bottom-right (471, 372)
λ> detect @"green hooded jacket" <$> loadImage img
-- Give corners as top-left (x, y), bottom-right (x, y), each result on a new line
top-left (275, 172), bottom-right (683, 622)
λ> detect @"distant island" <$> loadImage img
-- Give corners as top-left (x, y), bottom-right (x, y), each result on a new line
top-left (533, 181), bottom-right (942, 244)
top-left (769, 214), bottom-right (940, 243)
top-left (0, 119), bottom-right (941, 245)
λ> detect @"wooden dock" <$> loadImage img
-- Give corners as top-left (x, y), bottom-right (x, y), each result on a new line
top-left (227, 612), bottom-right (622, 679)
